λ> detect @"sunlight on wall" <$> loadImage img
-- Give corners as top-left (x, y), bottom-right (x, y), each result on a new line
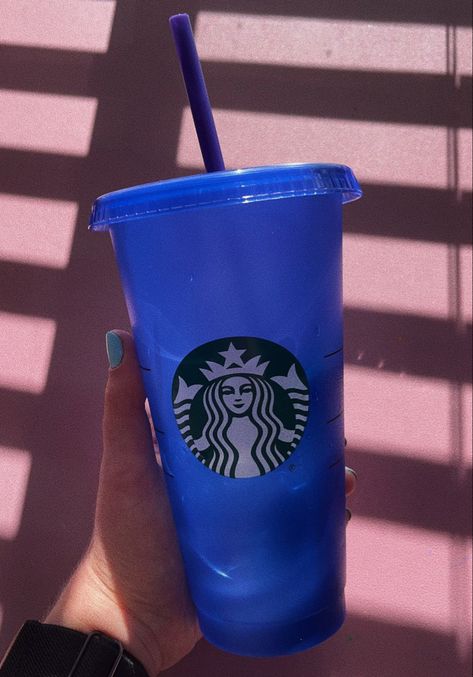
top-left (177, 107), bottom-right (472, 190)
top-left (196, 13), bottom-right (473, 76)
top-left (460, 244), bottom-right (473, 323)
top-left (347, 516), bottom-right (469, 632)
top-left (344, 367), bottom-right (469, 465)
top-left (0, 5), bottom-right (470, 670)
top-left (0, 446), bottom-right (32, 540)
top-left (0, 90), bottom-right (98, 156)
top-left (345, 237), bottom-right (472, 323)
top-left (344, 235), bottom-right (453, 320)
top-left (0, 312), bottom-right (57, 394)
top-left (461, 385), bottom-right (473, 463)
top-left (0, 194), bottom-right (78, 268)
top-left (465, 545), bottom-right (473, 645)
top-left (459, 129), bottom-right (473, 195)
top-left (0, 0), bottom-right (116, 52)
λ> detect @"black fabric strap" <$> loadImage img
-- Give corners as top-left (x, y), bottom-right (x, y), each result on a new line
top-left (0, 621), bottom-right (150, 676)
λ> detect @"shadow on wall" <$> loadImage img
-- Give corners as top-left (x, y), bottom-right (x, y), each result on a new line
top-left (162, 612), bottom-right (467, 677)
top-left (0, 1), bottom-right (471, 676)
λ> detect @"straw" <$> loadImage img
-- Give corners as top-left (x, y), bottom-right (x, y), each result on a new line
top-left (169, 13), bottom-right (225, 173)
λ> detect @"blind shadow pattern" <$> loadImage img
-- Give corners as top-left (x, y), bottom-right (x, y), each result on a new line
top-left (0, 2), bottom-right (471, 675)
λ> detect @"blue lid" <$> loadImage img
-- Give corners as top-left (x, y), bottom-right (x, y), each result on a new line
top-left (89, 163), bottom-right (362, 231)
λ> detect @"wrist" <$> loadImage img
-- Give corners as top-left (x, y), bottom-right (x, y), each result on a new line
top-left (1, 621), bottom-right (150, 677)
top-left (44, 557), bottom-right (160, 676)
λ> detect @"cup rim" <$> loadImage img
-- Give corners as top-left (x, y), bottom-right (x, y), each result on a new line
top-left (89, 162), bottom-right (362, 231)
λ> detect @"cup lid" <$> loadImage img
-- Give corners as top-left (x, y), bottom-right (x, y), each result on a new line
top-left (89, 163), bottom-right (362, 231)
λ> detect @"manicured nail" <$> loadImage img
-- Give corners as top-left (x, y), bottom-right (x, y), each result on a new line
top-left (346, 508), bottom-right (352, 523)
top-left (105, 331), bottom-right (123, 369)
top-left (346, 467), bottom-right (358, 480)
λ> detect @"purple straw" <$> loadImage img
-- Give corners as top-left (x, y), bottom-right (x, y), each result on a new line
top-left (169, 13), bottom-right (225, 173)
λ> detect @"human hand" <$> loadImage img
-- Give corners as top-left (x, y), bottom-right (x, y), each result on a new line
top-left (45, 330), bottom-right (357, 675)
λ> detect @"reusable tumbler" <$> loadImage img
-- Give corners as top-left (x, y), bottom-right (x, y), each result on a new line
top-left (89, 163), bottom-right (362, 657)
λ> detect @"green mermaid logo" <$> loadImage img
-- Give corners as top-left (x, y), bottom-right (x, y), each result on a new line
top-left (172, 338), bottom-right (309, 478)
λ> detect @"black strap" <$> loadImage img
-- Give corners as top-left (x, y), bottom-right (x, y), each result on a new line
top-left (0, 621), bottom-right (149, 676)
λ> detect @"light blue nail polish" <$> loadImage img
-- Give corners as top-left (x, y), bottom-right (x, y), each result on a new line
top-left (106, 331), bottom-right (123, 368)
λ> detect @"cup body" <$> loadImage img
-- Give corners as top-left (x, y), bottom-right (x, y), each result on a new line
top-left (91, 165), bottom-right (361, 656)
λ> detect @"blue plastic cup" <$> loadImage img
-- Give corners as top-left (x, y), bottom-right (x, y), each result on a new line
top-left (89, 163), bottom-right (362, 657)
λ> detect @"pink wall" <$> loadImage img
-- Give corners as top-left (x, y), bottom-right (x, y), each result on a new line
top-left (1, 2), bottom-right (471, 675)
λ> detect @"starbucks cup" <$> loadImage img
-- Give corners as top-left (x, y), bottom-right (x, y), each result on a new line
top-left (89, 163), bottom-right (362, 657)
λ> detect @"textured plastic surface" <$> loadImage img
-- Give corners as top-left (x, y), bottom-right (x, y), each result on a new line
top-left (89, 163), bottom-right (361, 230)
top-left (90, 164), bottom-right (361, 656)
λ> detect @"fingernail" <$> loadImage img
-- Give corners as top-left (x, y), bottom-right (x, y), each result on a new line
top-left (346, 508), bottom-right (352, 523)
top-left (105, 331), bottom-right (123, 369)
top-left (346, 467), bottom-right (358, 480)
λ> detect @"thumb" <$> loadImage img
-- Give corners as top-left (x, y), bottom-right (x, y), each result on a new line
top-left (102, 330), bottom-right (158, 481)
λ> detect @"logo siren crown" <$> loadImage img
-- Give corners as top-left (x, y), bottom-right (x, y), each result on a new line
top-left (200, 343), bottom-right (269, 382)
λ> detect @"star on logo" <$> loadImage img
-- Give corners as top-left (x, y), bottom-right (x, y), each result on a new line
top-left (218, 342), bottom-right (246, 368)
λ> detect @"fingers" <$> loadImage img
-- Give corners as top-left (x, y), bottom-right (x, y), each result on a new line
top-left (345, 465), bottom-right (357, 524)
top-left (145, 398), bottom-right (160, 456)
top-left (105, 330), bottom-right (147, 413)
top-left (102, 334), bottom-right (358, 513)
top-left (102, 330), bottom-right (157, 478)
top-left (345, 467), bottom-right (357, 496)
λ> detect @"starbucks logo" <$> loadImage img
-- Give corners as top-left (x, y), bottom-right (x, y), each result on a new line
top-left (172, 337), bottom-right (309, 479)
